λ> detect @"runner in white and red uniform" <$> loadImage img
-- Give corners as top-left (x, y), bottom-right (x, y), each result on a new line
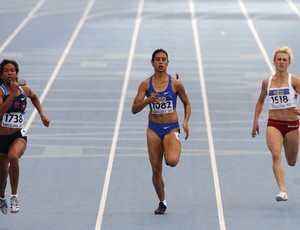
top-left (252, 46), bottom-right (300, 202)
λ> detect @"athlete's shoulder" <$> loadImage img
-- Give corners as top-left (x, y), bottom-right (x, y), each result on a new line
top-left (142, 76), bottom-right (151, 85)
top-left (138, 77), bottom-right (151, 91)
top-left (291, 73), bottom-right (300, 79)
top-left (291, 74), bottom-right (300, 88)
top-left (20, 84), bottom-right (30, 93)
top-left (0, 84), bottom-right (7, 97)
top-left (171, 75), bottom-right (184, 87)
top-left (259, 78), bottom-right (269, 91)
top-left (262, 76), bottom-right (270, 84)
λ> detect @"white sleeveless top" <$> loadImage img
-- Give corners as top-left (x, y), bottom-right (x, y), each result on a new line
top-left (268, 73), bottom-right (297, 110)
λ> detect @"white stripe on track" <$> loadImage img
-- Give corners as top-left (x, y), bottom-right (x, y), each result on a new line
top-left (238, 0), bottom-right (274, 73)
top-left (94, 0), bottom-right (144, 229)
top-left (25, 0), bottom-right (96, 131)
top-left (188, 1), bottom-right (226, 230)
top-left (0, 0), bottom-right (46, 54)
top-left (286, 0), bottom-right (300, 18)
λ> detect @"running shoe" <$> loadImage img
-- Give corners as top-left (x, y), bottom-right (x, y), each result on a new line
top-left (276, 192), bottom-right (288, 202)
top-left (0, 197), bottom-right (8, 214)
top-left (154, 202), bottom-right (167, 214)
top-left (10, 195), bottom-right (19, 213)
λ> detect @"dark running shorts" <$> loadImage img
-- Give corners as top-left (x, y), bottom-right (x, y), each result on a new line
top-left (0, 129), bottom-right (27, 154)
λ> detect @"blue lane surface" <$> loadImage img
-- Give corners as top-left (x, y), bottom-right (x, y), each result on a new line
top-left (0, 0), bottom-right (300, 229)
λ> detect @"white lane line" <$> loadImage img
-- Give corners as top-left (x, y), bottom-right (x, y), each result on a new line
top-left (286, 0), bottom-right (300, 18)
top-left (25, 0), bottom-right (96, 131)
top-left (0, 0), bottom-right (46, 54)
top-left (237, 0), bottom-right (274, 73)
top-left (94, 0), bottom-right (144, 229)
top-left (188, 1), bottom-right (226, 230)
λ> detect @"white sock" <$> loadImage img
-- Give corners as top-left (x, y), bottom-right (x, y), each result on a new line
top-left (11, 194), bottom-right (18, 198)
top-left (162, 200), bottom-right (167, 206)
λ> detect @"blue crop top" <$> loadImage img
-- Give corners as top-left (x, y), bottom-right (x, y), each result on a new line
top-left (146, 75), bottom-right (177, 114)
top-left (0, 84), bottom-right (27, 114)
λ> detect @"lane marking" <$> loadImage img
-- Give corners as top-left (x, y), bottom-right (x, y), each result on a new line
top-left (237, 0), bottom-right (274, 73)
top-left (286, 0), bottom-right (300, 18)
top-left (94, 0), bottom-right (144, 229)
top-left (188, 1), bottom-right (226, 230)
top-left (25, 0), bottom-right (96, 131)
top-left (0, 0), bottom-right (46, 54)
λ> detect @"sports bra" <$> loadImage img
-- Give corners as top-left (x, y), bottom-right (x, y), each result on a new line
top-left (267, 73), bottom-right (297, 110)
top-left (0, 84), bottom-right (27, 113)
top-left (147, 75), bottom-right (177, 114)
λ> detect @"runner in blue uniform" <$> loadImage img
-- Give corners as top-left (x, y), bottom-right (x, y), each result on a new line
top-left (132, 49), bottom-right (191, 214)
top-left (0, 59), bottom-right (50, 214)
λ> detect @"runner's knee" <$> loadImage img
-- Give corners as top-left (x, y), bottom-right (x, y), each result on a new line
top-left (288, 161), bottom-right (296, 166)
top-left (165, 154), bottom-right (179, 167)
top-left (8, 154), bottom-right (19, 164)
top-left (287, 158), bottom-right (297, 166)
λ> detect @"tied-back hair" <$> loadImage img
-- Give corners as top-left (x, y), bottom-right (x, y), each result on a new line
top-left (151, 48), bottom-right (168, 62)
top-left (0, 59), bottom-right (19, 85)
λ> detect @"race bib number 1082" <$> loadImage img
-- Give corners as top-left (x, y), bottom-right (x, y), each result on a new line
top-left (151, 100), bottom-right (173, 114)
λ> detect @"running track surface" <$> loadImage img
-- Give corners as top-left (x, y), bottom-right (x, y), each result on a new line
top-left (1, 0), bottom-right (300, 229)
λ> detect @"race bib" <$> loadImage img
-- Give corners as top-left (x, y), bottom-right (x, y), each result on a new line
top-left (269, 88), bottom-right (292, 109)
top-left (151, 99), bottom-right (174, 114)
top-left (1, 112), bottom-right (24, 128)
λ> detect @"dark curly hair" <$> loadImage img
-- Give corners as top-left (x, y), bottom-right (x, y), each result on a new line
top-left (0, 59), bottom-right (19, 84)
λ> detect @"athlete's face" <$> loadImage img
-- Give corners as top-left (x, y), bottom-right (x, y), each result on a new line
top-left (1, 63), bottom-right (18, 83)
top-left (274, 52), bottom-right (290, 72)
top-left (151, 52), bottom-right (169, 72)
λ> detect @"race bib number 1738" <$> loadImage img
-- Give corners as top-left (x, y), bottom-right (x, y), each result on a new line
top-left (1, 112), bottom-right (24, 128)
